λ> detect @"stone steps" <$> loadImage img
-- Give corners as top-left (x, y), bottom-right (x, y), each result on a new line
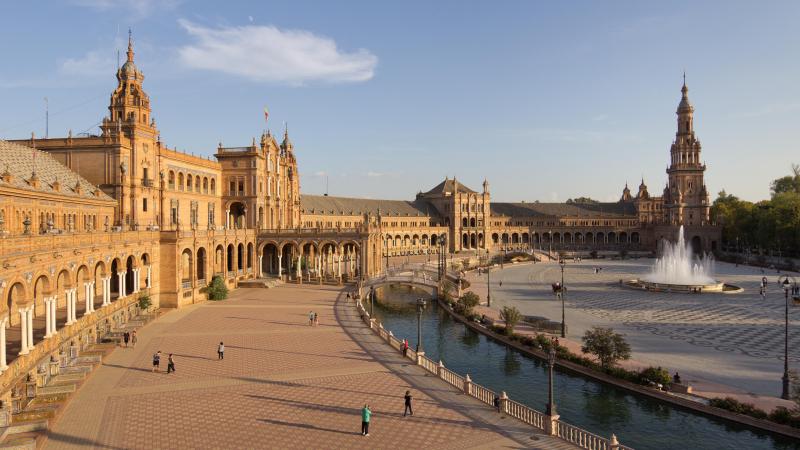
top-left (59, 365), bottom-right (92, 375)
top-left (36, 384), bottom-right (76, 396)
top-left (49, 372), bottom-right (85, 384)
top-left (0, 428), bottom-right (45, 450)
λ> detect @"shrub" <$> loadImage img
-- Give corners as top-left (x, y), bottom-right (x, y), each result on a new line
top-left (458, 292), bottom-right (480, 314)
top-left (708, 397), bottom-right (768, 420)
top-left (639, 366), bottom-right (672, 386)
top-left (207, 275), bottom-right (229, 301)
top-left (499, 306), bottom-right (522, 335)
top-left (581, 326), bottom-right (631, 370)
top-left (137, 294), bottom-right (152, 311)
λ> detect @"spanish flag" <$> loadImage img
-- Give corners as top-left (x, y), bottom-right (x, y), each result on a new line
top-left (264, 106), bottom-right (269, 124)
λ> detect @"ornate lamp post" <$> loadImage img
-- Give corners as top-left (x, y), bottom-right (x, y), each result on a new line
top-left (546, 343), bottom-right (557, 416)
top-left (416, 297), bottom-right (427, 352)
top-left (486, 249), bottom-right (491, 307)
top-left (779, 275), bottom-right (797, 400)
top-left (560, 259), bottom-right (566, 338)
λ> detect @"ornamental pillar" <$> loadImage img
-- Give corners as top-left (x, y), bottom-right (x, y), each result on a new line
top-left (18, 309), bottom-right (29, 355)
top-left (84, 282), bottom-right (93, 315)
top-left (26, 307), bottom-right (34, 352)
top-left (146, 265), bottom-right (152, 288)
top-left (277, 255), bottom-right (282, 280)
top-left (117, 272), bottom-right (125, 299)
top-left (258, 255), bottom-right (263, 278)
top-left (44, 297), bottom-right (53, 338)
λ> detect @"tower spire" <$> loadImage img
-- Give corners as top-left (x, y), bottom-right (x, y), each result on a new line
top-left (127, 28), bottom-right (134, 63)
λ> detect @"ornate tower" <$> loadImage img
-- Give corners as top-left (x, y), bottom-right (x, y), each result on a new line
top-left (99, 30), bottom-right (160, 229)
top-left (663, 77), bottom-right (710, 226)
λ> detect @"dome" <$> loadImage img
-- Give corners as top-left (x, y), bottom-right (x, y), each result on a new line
top-left (121, 60), bottom-right (138, 78)
top-left (677, 83), bottom-right (693, 113)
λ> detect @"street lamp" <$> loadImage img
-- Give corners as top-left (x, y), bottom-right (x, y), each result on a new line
top-left (486, 249), bottom-right (491, 307)
top-left (779, 275), bottom-right (797, 400)
top-left (559, 259), bottom-right (566, 338)
top-left (416, 297), bottom-right (427, 353)
top-left (546, 343), bottom-right (557, 416)
top-left (369, 286), bottom-right (375, 317)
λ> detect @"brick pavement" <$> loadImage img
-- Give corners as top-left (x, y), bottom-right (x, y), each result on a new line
top-left (45, 285), bottom-right (575, 449)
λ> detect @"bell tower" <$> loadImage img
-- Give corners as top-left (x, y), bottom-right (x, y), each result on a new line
top-left (663, 76), bottom-right (710, 226)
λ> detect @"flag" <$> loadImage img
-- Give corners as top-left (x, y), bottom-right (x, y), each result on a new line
top-left (263, 106), bottom-right (269, 124)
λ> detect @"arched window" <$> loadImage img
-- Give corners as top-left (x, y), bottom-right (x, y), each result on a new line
top-left (210, 178), bottom-right (216, 194)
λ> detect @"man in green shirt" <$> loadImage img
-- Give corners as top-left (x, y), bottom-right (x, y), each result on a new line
top-left (361, 404), bottom-right (372, 436)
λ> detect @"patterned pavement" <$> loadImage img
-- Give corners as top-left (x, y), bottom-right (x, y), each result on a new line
top-left (469, 259), bottom-right (800, 397)
top-left (45, 284), bottom-right (574, 450)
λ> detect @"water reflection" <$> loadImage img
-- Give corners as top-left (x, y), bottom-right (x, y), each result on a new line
top-left (368, 286), bottom-right (800, 450)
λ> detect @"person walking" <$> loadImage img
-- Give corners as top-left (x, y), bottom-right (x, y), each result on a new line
top-left (313, 311), bottom-right (319, 327)
top-left (402, 339), bottom-right (409, 358)
top-left (361, 404), bottom-right (371, 436)
top-left (131, 330), bottom-right (138, 348)
top-left (308, 311), bottom-right (314, 326)
top-left (123, 331), bottom-right (130, 348)
top-left (152, 351), bottom-right (161, 372)
top-left (167, 354), bottom-right (176, 373)
top-left (404, 390), bottom-right (413, 417)
top-left (218, 342), bottom-right (225, 360)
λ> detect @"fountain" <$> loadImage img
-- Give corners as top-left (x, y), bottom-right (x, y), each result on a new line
top-left (627, 226), bottom-right (737, 293)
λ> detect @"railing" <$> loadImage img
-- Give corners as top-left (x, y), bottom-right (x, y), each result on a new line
top-left (352, 298), bottom-right (632, 450)
top-left (555, 420), bottom-right (613, 450)
top-left (197, 278), bottom-right (206, 287)
top-left (181, 280), bottom-right (192, 289)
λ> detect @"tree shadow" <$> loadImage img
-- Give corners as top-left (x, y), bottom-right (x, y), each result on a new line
top-left (256, 417), bottom-right (359, 436)
top-left (45, 431), bottom-right (127, 450)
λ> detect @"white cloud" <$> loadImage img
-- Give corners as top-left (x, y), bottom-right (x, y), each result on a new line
top-left (71, 0), bottom-right (180, 18)
top-left (177, 19), bottom-right (377, 85)
top-left (60, 50), bottom-right (115, 77)
top-left (367, 171), bottom-right (385, 178)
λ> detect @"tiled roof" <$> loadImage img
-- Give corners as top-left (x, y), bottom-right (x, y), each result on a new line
top-left (422, 178), bottom-right (476, 195)
top-left (0, 139), bottom-right (113, 201)
top-left (301, 195), bottom-right (436, 217)
top-left (491, 202), bottom-right (636, 218)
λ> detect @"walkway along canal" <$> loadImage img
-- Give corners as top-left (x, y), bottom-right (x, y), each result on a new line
top-left (368, 284), bottom-right (800, 450)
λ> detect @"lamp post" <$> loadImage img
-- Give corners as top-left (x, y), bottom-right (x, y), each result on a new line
top-left (549, 230), bottom-right (553, 257)
top-left (560, 259), bottom-right (566, 338)
top-left (486, 249), bottom-right (491, 307)
top-left (416, 297), bottom-right (427, 353)
top-left (779, 275), bottom-right (796, 400)
top-left (546, 343), bottom-right (557, 416)
top-left (369, 286), bottom-right (375, 317)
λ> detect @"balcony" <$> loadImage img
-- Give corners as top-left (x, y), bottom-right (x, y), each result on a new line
top-left (142, 178), bottom-right (154, 187)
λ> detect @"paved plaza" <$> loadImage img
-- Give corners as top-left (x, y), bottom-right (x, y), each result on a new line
top-left (469, 259), bottom-right (800, 399)
top-left (45, 284), bottom-right (575, 450)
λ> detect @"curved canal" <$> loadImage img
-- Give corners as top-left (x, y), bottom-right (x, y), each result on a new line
top-left (370, 285), bottom-right (800, 450)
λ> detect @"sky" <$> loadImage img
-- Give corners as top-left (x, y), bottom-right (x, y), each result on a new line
top-left (1, 1), bottom-right (798, 203)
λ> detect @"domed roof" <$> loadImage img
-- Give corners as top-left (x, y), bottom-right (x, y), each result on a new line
top-left (121, 60), bottom-right (138, 78)
top-left (677, 81), bottom-right (693, 113)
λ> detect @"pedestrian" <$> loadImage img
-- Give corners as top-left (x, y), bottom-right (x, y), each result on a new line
top-left (346, 292), bottom-right (351, 302)
top-left (493, 395), bottom-right (501, 412)
top-left (152, 351), bottom-right (161, 372)
top-left (308, 310), bottom-right (314, 326)
top-left (314, 311), bottom-right (319, 327)
top-left (218, 342), bottom-right (225, 360)
top-left (361, 404), bottom-right (371, 436)
top-left (402, 339), bottom-right (409, 357)
top-left (131, 330), bottom-right (138, 348)
top-left (167, 354), bottom-right (175, 373)
top-left (404, 390), bottom-right (413, 417)
top-left (123, 331), bottom-right (130, 348)
top-left (760, 287), bottom-right (766, 300)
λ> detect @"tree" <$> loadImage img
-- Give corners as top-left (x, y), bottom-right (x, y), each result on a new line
top-left (458, 291), bottom-right (480, 314)
top-left (566, 197), bottom-right (599, 204)
top-left (581, 326), bottom-right (631, 370)
top-left (138, 293), bottom-right (152, 311)
top-left (207, 275), bottom-right (228, 301)
top-left (770, 164), bottom-right (800, 196)
top-left (499, 306), bottom-right (522, 335)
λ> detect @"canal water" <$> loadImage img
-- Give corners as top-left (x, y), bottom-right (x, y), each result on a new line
top-left (370, 285), bottom-right (800, 450)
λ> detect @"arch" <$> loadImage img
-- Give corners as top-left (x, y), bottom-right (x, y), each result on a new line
top-left (430, 234), bottom-right (438, 246)
top-left (247, 242), bottom-right (254, 269)
top-left (203, 177), bottom-right (209, 193)
top-left (412, 234), bottom-right (420, 246)
top-left (631, 232), bottom-right (640, 244)
top-left (421, 234), bottom-right (429, 246)
top-left (261, 242), bottom-right (279, 276)
top-left (6, 281), bottom-right (26, 318)
top-left (501, 233), bottom-right (509, 244)
top-left (210, 178), bottom-right (216, 194)
top-left (585, 232), bottom-right (594, 244)
top-left (575, 232), bottom-right (583, 244)
top-left (187, 174), bottom-right (193, 191)
top-left (237, 243), bottom-right (244, 271)
top-left (607, 232), bottom-right (616, 244)
top-left (181, 248), bottom-right (193, 286)
top-left (596, 232), bottom-right (604, 244)
top-left (478, 233), bottom-right (484, 247)
top-left (168, 170), bottom-right (175, 189)
top-left (213, 245), bottom-right (224, 276)
top-left (533, 232), bottom-right (540, 244)
top-left (230, 202), bottom-right (246, 229)
top-left (522, 233), bottom-right (529, 244)
top-left (125, 255), bottom-right (136, 296)
top-left (177, 172), bottom-right (184, 190)
top-left (462, 233), bottom-right (469, 249)
top-left (470, 233), bottom-right (477, 249)
top-left (491, 233), bottom-right (499, 244)
top-left (462, 217), bottom-right (468, 227)
top-left (619, 231), bottom-right (628, 244)
top-left (691, 236), bottom-right (702, 255)
top-left (197, 247), bottom-right (207, 282)
top-left (511, 233), bottom-right (519, 244)
top-left (470, 217), bottom-right (476, 227)
top-left (227, 244), bottom-right (234, 272)
top-left (553, 232), bottom-right (561, 244)
top-left (564, 232), bottom-right (572, 244)
top-left (195, 176), bottom-right (200, 192)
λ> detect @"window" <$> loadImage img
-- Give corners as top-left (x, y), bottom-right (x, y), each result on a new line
top-left (143, 167), bottom-right (149, 181)
top-left (143, 198), bottom-right (148, 212)
top-left (238, 180), bottom-right (244, 195)
top-left (230, 180), bottom-right (236, 195)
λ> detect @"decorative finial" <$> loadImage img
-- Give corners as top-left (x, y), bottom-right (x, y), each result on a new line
top-left (126, 28), bottom-right (134, 62)
top-left (683, 71), bottom-right (686, 87)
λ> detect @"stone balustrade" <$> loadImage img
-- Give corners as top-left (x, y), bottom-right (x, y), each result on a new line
top-left (354, 299), bottom-right (632, 450)
top-left (0, 230), bottom-right (159, 257)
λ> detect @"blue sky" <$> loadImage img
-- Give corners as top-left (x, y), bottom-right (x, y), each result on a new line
top-left (1, 1), bottom-right (798, 202)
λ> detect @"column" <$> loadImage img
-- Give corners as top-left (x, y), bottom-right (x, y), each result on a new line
top-left (104, 278), bottom-right (111, 306)
top-left (44, 298), bottom-right (53, 338)
top-left (296, 255), bottom-right (302, 282)
top-left (146, 265), bottom-right (152, 288)
top-left (258, 255), bottom-right (263, 277)
top-left (85, 282), bottom-right (93, 315)
top-left (277, 255), bottom-right (282, 280)
top-left (18, 309), bottom-right (29, 355)
top-left (26, 307), bottom-right (34, 352)
top-left (51, 296), bottom-right (58, 335)
top-left (225, 209), bottom-right (230, 229)
top-left (66, 289), bottom-right (74, 324)
top-left (0, 317), bottom-right (8, 371)
top-left (117, 272), bottom-right (125, 299)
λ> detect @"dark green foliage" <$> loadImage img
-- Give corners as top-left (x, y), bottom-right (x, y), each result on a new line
top-left (207, 275), bottom-right (228, 301)
top-left (581, 327), bottom-right (632, 370)
top-left (499, 306), bottom-right (522, 335)
top-left (708, 397), bottom-right (768, 420)
top-left (137, 294), bottom-right (152, 311)
top-left (640, 366), bottom-right (672, 385)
